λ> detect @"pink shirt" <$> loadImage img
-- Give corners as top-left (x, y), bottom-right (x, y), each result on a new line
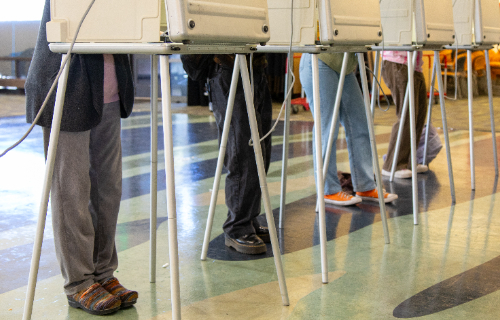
top-left (382, 51), bottom-right (424, 73)
top-left (103, 54), bottom-right (120, 104)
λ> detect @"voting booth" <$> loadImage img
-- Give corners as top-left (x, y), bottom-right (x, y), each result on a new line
top-left (379, 0), bottom-right (455, 47)
top-left (453, 0), bottom-right (500, 46)
top-left (47, 0), bottom-right (270, 44)
top-left (450, 0), bottom-right (500, 190)
top-left (267, 0), bottom-right (382, 46)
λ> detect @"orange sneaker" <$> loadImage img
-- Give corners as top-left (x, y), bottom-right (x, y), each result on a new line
top-left (324, 191), bottom-right (362, 206)
top-left (355, 188), bottom-right (398, 203)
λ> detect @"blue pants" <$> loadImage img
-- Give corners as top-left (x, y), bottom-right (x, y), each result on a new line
top-left (299, 53), bottom-right (376, 195)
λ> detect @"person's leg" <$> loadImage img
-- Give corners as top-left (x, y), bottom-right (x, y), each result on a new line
top-left (249, 69), bottom-right (273, 237)
top-left (45, 127), bottom-right (96, 296)
top-left (338, 72), bottom-right (376, 192)
top-left (88, 100), bottom-right (121, 281)
top-left (87, 100), bottom-right (138, 306)
top-left (299, 54), bottom-right (362, 206)
top-left (299, 53), bottom-right (342, 195)
top-left (209, 65), bottom-right (268, 253)
top-left (44, 107), bottom-right (123, 315)
top-left (414, 70), bottom-right (428, 165)
top-left (382, 60), bottom-right (412, 172)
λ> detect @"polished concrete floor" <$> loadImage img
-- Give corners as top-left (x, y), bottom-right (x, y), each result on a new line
top-left (1, 91), bottom-right (500, 319)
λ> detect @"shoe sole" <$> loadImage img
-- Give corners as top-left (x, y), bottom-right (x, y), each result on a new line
top-left (224, 237), bottom-right (267, 254)
top-left (382, 169), bottom-right (412, 179)
top-left (68, 297), bottom-right (121, 315)
top-left (121, 299), bottom-right (137, 308)
top-left (324, 197), bottom-right (362, 206)
top-left (356, 194), bottom-right (398, 203)
top-left (417, 166), bottom-right (428, 173)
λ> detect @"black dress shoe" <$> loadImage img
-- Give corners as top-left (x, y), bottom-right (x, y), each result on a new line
top-left (255, 226), bottom-right (270, 243)
top-left (224, 234), bottom-right (267, 254)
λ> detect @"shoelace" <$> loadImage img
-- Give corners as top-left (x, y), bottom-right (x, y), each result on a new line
top-left (338, 192), bottom-right (352, 200)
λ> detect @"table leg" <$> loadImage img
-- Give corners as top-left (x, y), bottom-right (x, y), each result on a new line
top-left (370, 51), bottom-right (381, 118)
top-left (357, 53), bottom-right (390, 244)
top-left (159, 55), bottom-right (181, 319)
top-left (150, 54), bottom-right (159, 283)
top-left (467, 50), bottom-right (475, 190)
top-left (407, 51), bottom-right (419, 225)
top-left (485, 50), bottom-right (499, 176)
top-left (238, 54), bottom-right (290, 305)
top-left (279, 52), bottom-right (294, 229)
top-left (201, 55), bottom-right (242, 261)
top-left (423, 58), bottom-right (436, 166)
top-left (434, 51), bottom-right (455, 203)
top-left (22, 54), bottom-right (72, 320)
top-left (311, 53), bottom-right (328, 284)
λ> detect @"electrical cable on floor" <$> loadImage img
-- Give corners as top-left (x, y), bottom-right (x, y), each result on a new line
top-left (0, 0), bottom-right (96, 158)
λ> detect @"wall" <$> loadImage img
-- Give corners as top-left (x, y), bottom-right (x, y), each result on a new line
top-left (0, 21), bottom-right (40, 76)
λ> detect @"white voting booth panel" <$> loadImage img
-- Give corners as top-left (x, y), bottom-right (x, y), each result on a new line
top-left (453, 0), bottom-right (500, 45)
top-left (267, 0), bottom-right (316, 45)
top-left (47, 0), bottom-right (167, 42)
top-left (318, 0), bottom-right (382, 45)
top-left (47, 0), bottom-right (270, 44)
top-left (167, 0), bottom-right (270, 44)
top-left (266, 0), bottom-right (382, 46)
top-left (380, 0), bottom-right (455, 46)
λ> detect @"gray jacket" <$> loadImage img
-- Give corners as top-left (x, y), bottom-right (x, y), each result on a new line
top-left (25, 0), bottom-right (134, 132)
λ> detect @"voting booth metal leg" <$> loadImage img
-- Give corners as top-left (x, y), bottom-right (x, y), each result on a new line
top-left (22, 54), bottom-right (71, 320)
top-left (311, 54), bottom-right (329, 284)
top-left (422, 59), bottom-right (436, 166)
top-left (485, 50), bottom-right (499, 177)
top-left (433, 51), bottom-right (456, 203)
top-left (467, 50), bottom-right (475, 190)
top-left (200, 56), bottom-right (242, 261)
top-left (150, 55), bottom-right (159, 283)
top-left (357, 53), bottom-right (390, 244)
top-left (370, 51), bottom-right (381, 117)
top-left (407, 51), bottom-right (419, 225)
top-left (238, 55), bottom-right (290, 305)
top-left (159, 55), bottom-right (181, 319)
top-left (317, 52), bottom-right (349, 214)
top-left (279, 52), bottom-right (294, 229)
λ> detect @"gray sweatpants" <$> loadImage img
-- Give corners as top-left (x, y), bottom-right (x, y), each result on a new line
top-left (43, 101), bottom-right (122, 295)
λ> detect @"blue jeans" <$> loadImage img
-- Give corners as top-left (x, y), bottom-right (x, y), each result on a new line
top-left (299, 53), bottom-right (376, 194)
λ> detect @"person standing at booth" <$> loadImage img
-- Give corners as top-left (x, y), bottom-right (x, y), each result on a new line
top-left (381, 51), bottom-right (429, 178)
top-left (25, 0), bottom-right (138, 315)
top-left (181, 54), bottom-right (273, 255)
top-left (299, 52), bottom-right (398, 206)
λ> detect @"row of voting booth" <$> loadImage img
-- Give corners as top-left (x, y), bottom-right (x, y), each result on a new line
top-left (23, 0), bottom-right (500, 319)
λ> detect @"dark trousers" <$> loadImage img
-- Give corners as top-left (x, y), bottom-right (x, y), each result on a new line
top-left (382, 60), bottom-right (427, 171)
top-left (209, 65), bottom-right (272, 238)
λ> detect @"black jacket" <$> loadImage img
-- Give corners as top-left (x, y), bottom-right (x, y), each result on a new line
top-left (25, 0), bottom-right (134, 132)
